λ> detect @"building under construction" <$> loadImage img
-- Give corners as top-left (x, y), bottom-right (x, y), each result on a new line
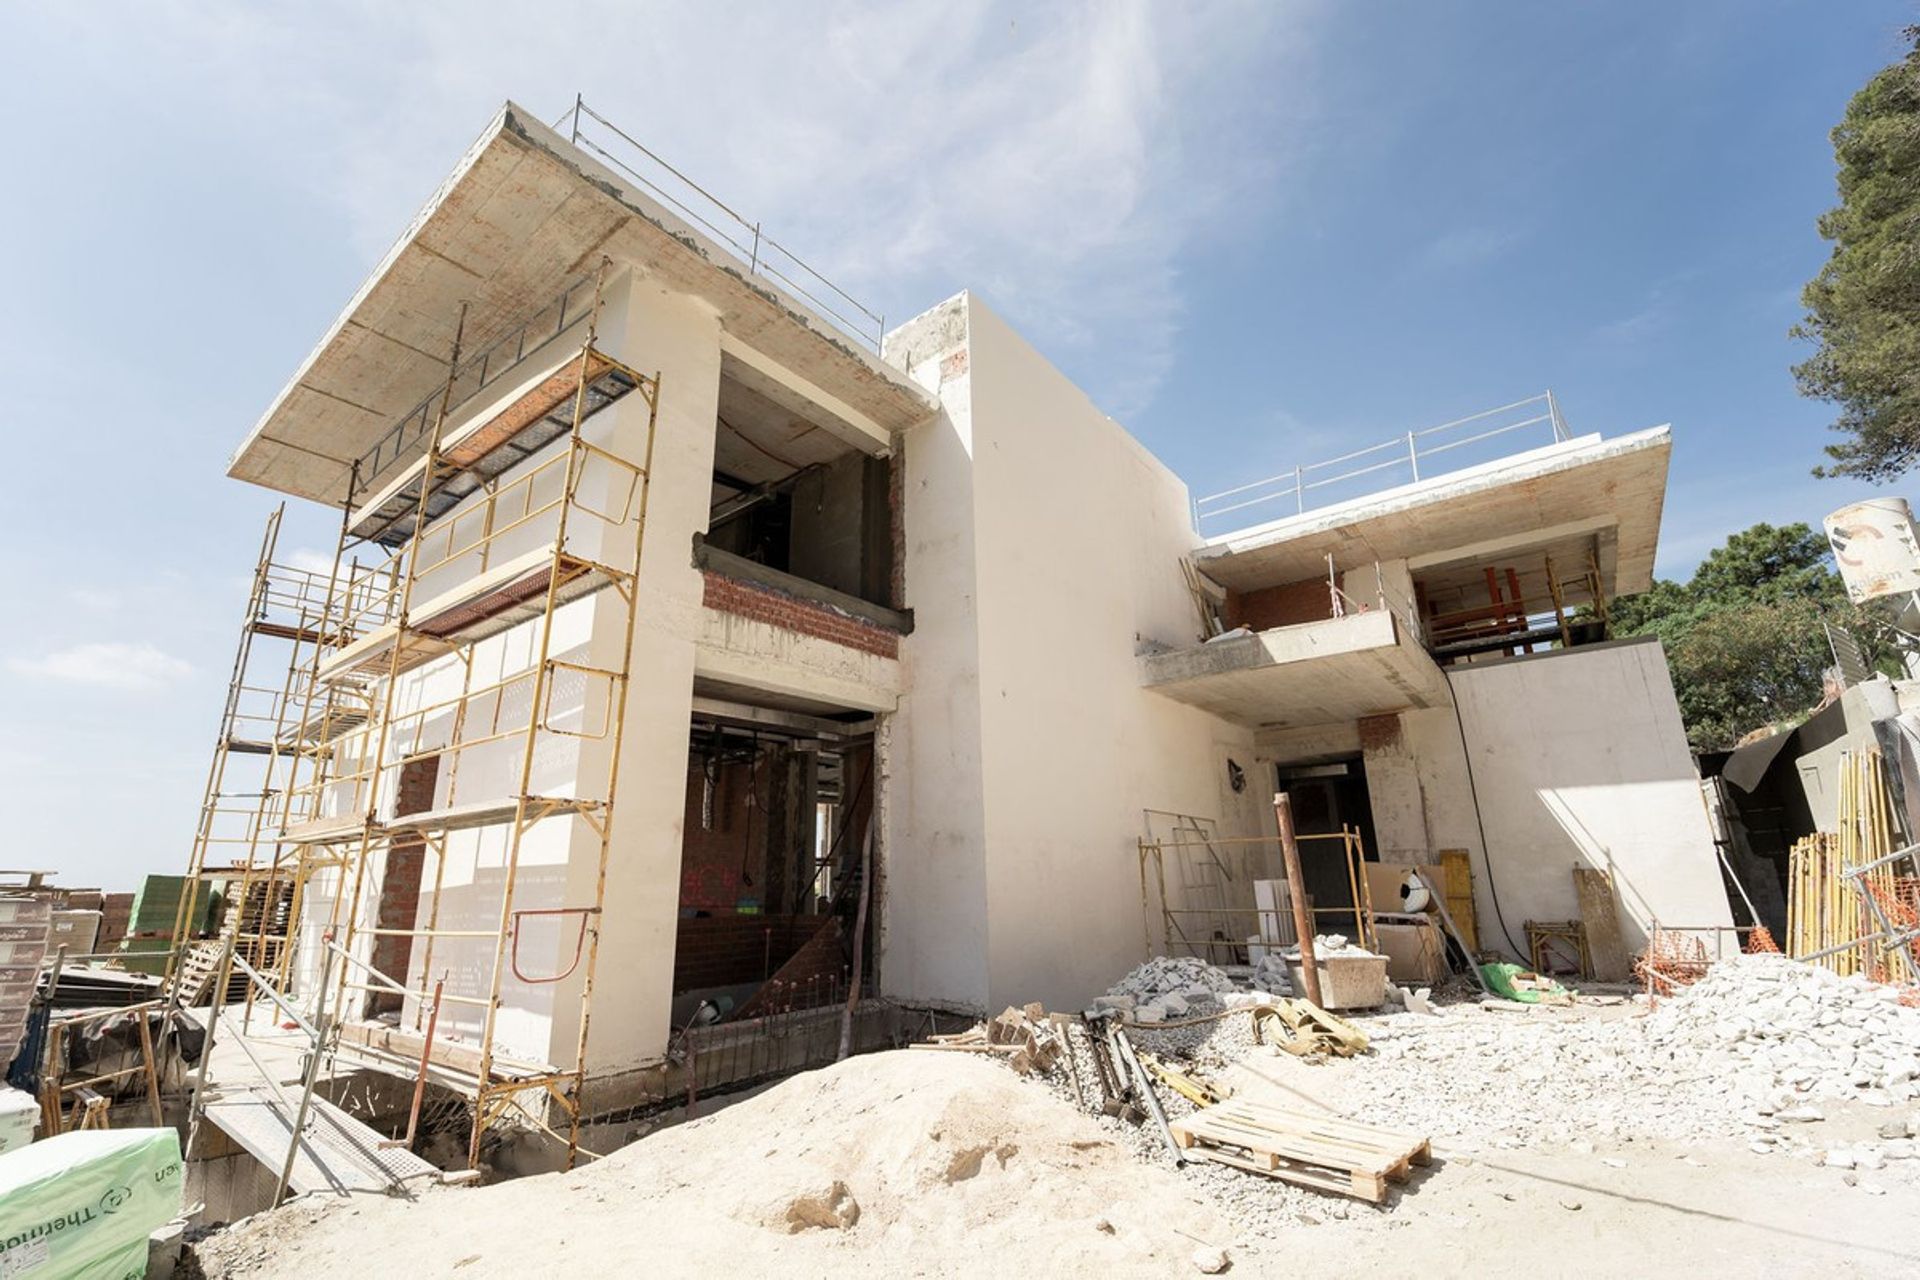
top-left (168, 99), bottom-right (1735, 1193)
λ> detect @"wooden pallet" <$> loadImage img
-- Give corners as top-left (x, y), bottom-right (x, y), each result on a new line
top-left (1169, 1098), bottom-right (1430, 1202)
top-left (169, 939), bottom-right (226, 1004)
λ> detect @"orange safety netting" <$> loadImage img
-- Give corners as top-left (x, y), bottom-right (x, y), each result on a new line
top-left (1744, 924), bottom-right (1780, 954)
top-left (1634, 928), bottom-right (1710, 1004)
top-left (1863, 877), bottom-right (1920, 985)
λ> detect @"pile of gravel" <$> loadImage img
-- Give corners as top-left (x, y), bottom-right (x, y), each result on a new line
top-left (1642, 953), bottom-right (1920, 1105)
top-left (1105, 957), bottom-right (1239, 1001)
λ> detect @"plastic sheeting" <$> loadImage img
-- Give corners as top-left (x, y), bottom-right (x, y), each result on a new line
top-left (0, 1128), bottom-right (181, 1279)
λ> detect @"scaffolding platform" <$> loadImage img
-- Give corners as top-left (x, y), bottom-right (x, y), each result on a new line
top-left (316, 545), bottom-right (621, 683)
top-left (202, 1086), bottom-right (440, 1196)
top-left (352, 350), bottom-right (644, 546)
top-left (282, 814), bottom-right (377, 847)
top-left (385, 794), bottom-right (604, 836)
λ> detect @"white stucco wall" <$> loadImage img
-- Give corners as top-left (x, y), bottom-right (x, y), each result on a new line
top-left (883, 294), bottom-right (1268, 1013)
top-left (1446, 637), bottom-right (1732, 951)
top-left (880, 299), bottom-right (993, 1010)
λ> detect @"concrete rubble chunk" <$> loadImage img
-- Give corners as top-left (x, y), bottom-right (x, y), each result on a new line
top-left (784, 1181), bottom-right (861, 1232)
top-left (1191, 1246), bottom-right (1231, 1274)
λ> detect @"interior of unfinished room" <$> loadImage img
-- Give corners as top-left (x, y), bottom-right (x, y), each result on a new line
top-left (13, 34), bottom-right (1920, 1273)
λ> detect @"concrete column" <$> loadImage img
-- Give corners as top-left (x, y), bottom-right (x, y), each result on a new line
top-left (546, 275), bottom-right (724, 1075)
top-left (1359, 713), bottom-right (1432, 861)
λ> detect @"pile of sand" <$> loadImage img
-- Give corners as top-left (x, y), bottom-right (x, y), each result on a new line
top-left (191, 1052), bottom-right (1235, 1278)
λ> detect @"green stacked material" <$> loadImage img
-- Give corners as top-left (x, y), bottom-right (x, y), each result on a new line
top-left (116, 876), bottom-right (221, 975)
top-left (0, 1128), bottom-right (183, 1278)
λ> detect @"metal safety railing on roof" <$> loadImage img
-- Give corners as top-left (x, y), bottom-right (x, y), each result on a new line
top-left (554, 95), bottom-right (886, 352)
top-left (1194, 392), bottom-right (1573, 535)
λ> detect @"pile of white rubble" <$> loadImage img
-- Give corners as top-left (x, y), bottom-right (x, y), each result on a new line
top-left (1642, 954), bottom-right (1920, 1105)
top-left (1097, 955), bottom-right (1291, 1023)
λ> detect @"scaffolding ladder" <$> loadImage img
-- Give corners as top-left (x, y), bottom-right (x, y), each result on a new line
top-left (273, 259), bottom-right (659, 1168)
top-left (168, 505), bottom-right (345, 1007)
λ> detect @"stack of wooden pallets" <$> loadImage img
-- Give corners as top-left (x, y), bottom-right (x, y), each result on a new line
top-left (1169, 1097), bottom-right (1430, 1203)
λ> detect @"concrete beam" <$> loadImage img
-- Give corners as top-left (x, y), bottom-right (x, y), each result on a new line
top-left (719, 333), bottom-right (892, 456)
top-left (1405, 514), bottom-right (1617, 572)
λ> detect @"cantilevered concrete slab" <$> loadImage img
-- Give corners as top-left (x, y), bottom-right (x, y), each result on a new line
top-left (230, 102), bottom-right (937, 504)
top-left (1195, 428), bottom-right (1671, 596)
top-left (1140, 610), bottom-right (1450, 729)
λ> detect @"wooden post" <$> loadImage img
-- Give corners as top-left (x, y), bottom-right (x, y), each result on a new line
top-left (135, 1006), bottom-right (164, 1126)
top-left (837, 819), bottom-right (873, 1062)
top-left (1273, 792), bottom-right (1322, 1008)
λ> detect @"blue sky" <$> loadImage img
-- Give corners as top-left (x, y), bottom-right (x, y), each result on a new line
top-left (0, 1), bottom-right (1912, 889)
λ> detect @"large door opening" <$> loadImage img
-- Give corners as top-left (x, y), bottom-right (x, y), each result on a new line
top-left (1275, 756), bottom-right (1378, 933)
top-left (670, 692), bottom-right (878, 1032)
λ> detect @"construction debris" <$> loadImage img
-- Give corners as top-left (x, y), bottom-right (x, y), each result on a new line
top-left (909, 1004), bottom-right (1068, 1076)
top-left (1642, 953), bottom-right (1920, 1104)
top-left (1107, 957), bottom-right (1240, 1001)
top-left (1251, 1000), bottom-right (1371, 1058)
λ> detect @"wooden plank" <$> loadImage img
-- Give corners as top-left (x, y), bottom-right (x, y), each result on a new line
top-left (1573, 866), bottom-right (1631, 981)
top-left (1195, 1145), bottom-right (1388, 1203)
top-left (1218, 1103), bottom-right (1428, 1153)
top-left (1438, 849), bottom-right (1479, 953)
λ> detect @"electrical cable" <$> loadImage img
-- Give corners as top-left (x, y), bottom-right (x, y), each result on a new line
top-left (739, 732), bottom-right (758, 890)
top-left (1443, 666), bottom-right (1528, 959)
top-left (718, 412), bottom-right (805, 472)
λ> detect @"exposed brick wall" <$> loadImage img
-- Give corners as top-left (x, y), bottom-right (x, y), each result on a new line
top-left (680, 757), bottom-right (764, 910)
top-left (672, 914), bottom-right (837, 993)
top-left (371, 755), bottom-right (438, 1013)
top-left (1357, 713), bottom-right (1403, 753)
top-left (702, 571), bottom-right (900, 659)
top-left (888, 448), bottom-right (906, 611)
top-left (1226, 575), bottom-right (1340, 631)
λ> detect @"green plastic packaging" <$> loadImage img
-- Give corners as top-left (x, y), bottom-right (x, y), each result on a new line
top-left (0, 1128), bottom-right (183, 1279)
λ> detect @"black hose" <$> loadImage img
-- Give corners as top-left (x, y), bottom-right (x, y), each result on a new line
top-left (1443, 666), bottom-right (1528, 959)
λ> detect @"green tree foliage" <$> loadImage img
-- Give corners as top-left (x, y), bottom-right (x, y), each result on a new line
top-left (1795, 30), bottom-right (1920, 480)
top-left (1611, 522), bottom-right (1891, 749)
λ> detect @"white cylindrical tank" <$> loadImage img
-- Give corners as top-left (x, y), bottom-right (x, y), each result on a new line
top-left (1824, 498), bottom-right (1920, 604)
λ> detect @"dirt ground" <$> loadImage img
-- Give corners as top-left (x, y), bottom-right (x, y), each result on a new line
top-left (187, 1038), bottom-right (1920, 1278)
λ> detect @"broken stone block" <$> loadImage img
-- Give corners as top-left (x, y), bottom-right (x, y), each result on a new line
top-left (785, 1181), bottom-right (860, 1232)
top-left (1191, 1247), bottom-right (1230, 1274)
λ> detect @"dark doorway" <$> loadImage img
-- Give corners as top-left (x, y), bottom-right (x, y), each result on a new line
top-left (1276, 756), bottom-right (1377, 927)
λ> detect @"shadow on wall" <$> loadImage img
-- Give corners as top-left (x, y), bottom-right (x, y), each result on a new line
top-left (1535, 786), bottom-right (1726, 951)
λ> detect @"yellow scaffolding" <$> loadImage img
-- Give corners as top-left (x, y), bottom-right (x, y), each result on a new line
top-left (265, 259), bottom-right (660, 1168)
top-left (168, 504), bottom-right (344, 1003)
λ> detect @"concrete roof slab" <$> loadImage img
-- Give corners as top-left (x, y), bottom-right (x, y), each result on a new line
top-left (1196, 428), bottom-right (1672, 597)
top-left (231, 101), bottom-right (935, 505)
top-left (1141, 612), bottom-right (1450, 730)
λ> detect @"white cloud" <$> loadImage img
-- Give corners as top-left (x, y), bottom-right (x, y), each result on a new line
top-left (8, 643), bottom-right (194, 692)
top-left (33, 1), bottom-right (1318, 421)
top-left (1419, 226), bottom-right (1519, 272)
top-left (283, 547), bottom-right (338, 576)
